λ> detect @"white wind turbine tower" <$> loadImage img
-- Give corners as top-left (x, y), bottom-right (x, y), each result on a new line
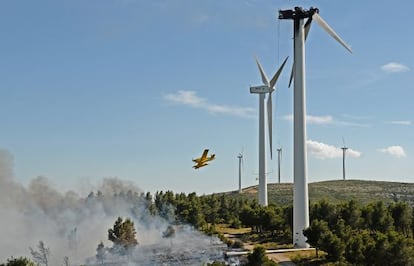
top-left (237, 151), bottom-right (244, 193)
top-left (279, 6), bottom-right (352, 248)
top-left (341, 137), bottom-right (348, 181)
top-left (250, 57), bottom-right (288, 206)
top-left (277, 147), bottom-right (282, 184)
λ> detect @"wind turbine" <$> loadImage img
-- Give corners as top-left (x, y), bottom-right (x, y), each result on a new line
top-left (237, 151), bottom-right (244, 193)
top-left (341, 137), bottom-right (348, 181)
top-left (279, 7), bottom-right (352, 248)
top-left (250, 57), bottom-right (288, 206)
top-left (277, 147), bottom-right (282, 184)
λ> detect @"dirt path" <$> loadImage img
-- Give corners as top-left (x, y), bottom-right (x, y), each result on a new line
top-left (224, 233), bottom-right (297, 266)
top-left (267, 253), bottom-right (296, 266)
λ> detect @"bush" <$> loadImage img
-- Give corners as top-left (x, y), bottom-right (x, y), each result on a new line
top-left (229, 218), bottom-right (242, 229)
top-left (246, 245), bottom-right (277, 266)
top-left (1, 256), bottom-right (36, 266)
top-left (232, 240), bottom-right (244, 249)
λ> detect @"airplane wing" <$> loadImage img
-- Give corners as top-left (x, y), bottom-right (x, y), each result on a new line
top-left (207, 153), bottom-right (215, 161)
top-left (192, 149), bottom-right (212, 169)
top-left (200, 149), bottom-right (209, 160)
top-left (193, 163), bottom-right (208, 169)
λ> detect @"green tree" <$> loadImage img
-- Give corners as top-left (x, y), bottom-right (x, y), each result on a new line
top-left (303, 219), bottom-right (330, 257)
top-left (108, 217), bottom-right (138, 250)
top-left (344, 232), bottom-right (366, 264)
top-left (0, 257), bottom-right (36, 266)
top-left (385, 230), bottom-right (414, 266)
top-left (310, 199), bottom-right (338, 228)
top-left (259, 207), bottom-right (276, 233)
top-left (362, 201), bottom-right (393, 233)
top-left (239, 204), bottom-right (262, 233)
top-left (389, 202), bottom-right (412, 237)
top-left (246, 245), bottom-right (277, 266)
top-left (320, 230), bottom-right (345, 262)
top-left (369, 232), bottom-right (389, 265)
top-left (339, 200), bottom-right (362, 228)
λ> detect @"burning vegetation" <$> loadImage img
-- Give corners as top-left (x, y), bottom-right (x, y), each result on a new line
top-left (0, 149), bottom-right (227, 265)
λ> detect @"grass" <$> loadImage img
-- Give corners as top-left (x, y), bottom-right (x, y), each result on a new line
top-left (216, 180), bottom-right (414, 264)
top-left (290, 250), bottom-right (330, 266)
top-left (225, 179), bottom-right (414, 206)
top-left (214, 224), bottom-right (251, 235)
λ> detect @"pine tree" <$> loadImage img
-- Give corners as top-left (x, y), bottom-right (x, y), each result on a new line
top-left (108, 217), bottom-right (138, 251)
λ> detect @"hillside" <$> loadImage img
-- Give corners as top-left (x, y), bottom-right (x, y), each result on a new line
top-left (224, 179), bottom-right (414, 206)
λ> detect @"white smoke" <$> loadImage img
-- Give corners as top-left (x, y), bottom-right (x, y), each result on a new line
top-left (0, 149), bottom-right (224, 265)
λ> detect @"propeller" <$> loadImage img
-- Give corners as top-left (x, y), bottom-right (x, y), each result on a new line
top-left (278, 146), bottom-right (283, 161)
top-left (255, 57), bottom-right (288, 159)
top-left (267, 57), bottom-right (288, 159)
top-left (255, 58), bottom-right (270, 87)
top-left (237, 147), bottom-right (244, 170)
top-left (237, 151), bottom-right (244, 166)
top-left (288, 9), bottom-right (352, 88)
top-left (312, 13), bottom-right (353, 53)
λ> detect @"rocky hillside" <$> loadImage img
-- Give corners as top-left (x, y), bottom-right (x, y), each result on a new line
top-left (225, 179), bottom-right (414, 206)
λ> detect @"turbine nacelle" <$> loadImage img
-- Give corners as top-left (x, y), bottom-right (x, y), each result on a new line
top-left (250, 85), bottom-right (272, 94)
top-left (249, 57), bottom-right (287, 206)
top-left (280, 6), bottom-right (352, 87)
top-left (250, 57), bottom-right (288, 160)
top-left (279, 6), bottom-right (318, 20)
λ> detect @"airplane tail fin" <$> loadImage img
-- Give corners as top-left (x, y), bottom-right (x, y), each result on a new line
top-left (211, 154), bottom-right (216, 159)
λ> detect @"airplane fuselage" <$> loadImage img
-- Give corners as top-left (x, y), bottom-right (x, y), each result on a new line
top-left (192, 150), bottom-right (215, 169)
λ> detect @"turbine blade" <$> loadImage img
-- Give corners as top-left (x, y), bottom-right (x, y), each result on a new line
top-left (280, 148), bottom-right (282, 161)
top-left (312, 12), bottom-right (352, 53)
top-left (289, 18), bottom-right (311, 88)
top-left (255, 57), bottom-right (269, 85)
top-left (304, 17), bottom-right (313, 40)
top-left (267, 92), bottom-right (273, 159)
top-left (270, 56), bottom-right (289, 88)
top-left (288, 63), bottom-right (294, 88)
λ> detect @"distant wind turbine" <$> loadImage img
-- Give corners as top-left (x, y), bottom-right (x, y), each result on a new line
top-left (277, 147), bottom-right (282, 184)
top-left (250, 57), bottom-right (288, 206)
top-left (341, 137), bottom-right (348, 181)
top-left (279, 6), bottom-right (352, 248)
top-left (237, 150), bottom-right (244, 193)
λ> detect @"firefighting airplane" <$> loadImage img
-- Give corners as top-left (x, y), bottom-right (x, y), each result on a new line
top-left (192, 149), bottom-right (215, 169)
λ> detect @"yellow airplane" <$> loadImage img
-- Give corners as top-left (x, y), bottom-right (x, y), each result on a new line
top-left (192, 149), bottom-right (215, 169)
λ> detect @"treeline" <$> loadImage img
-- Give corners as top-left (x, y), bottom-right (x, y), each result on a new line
top-left (150, 191), bottom-right (414, 264)
top-left (304, 200), bottom-right (414, 265)
top-left (3, 189), bottom-right (414, 265)
top-left (150, 190), bottom-right (294, 241)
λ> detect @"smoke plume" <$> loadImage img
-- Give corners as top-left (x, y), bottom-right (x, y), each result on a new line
top-left (0, 149), bottom-right (224, 265)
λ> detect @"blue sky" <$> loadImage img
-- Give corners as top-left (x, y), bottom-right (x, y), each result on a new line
top-left (0, 0), bottom-right (413, 195)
